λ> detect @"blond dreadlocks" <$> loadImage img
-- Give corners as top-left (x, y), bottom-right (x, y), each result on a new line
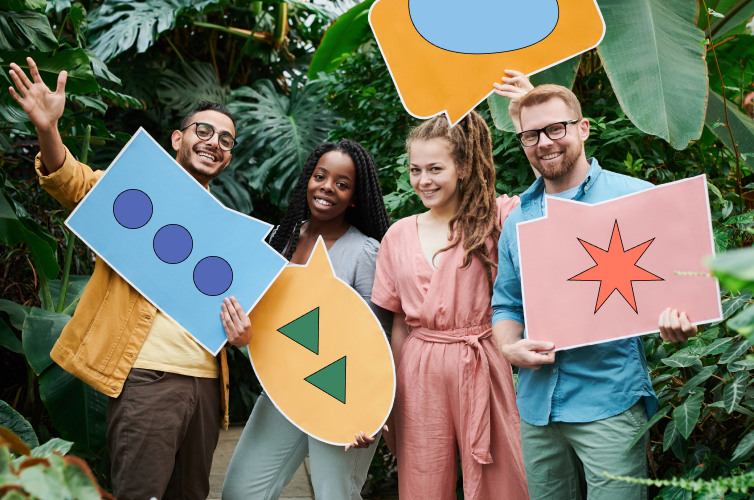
top-left (406, 111), bottom-right (500, 292)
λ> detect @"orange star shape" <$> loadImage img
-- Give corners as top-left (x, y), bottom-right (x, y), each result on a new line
top-left (569, 220), bottom-right (663, 314)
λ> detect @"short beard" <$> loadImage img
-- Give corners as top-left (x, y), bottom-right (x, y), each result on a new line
top-left (537, 141), bottom-right (583, 182)
top-left (177, 145), bottom-right (225, 185)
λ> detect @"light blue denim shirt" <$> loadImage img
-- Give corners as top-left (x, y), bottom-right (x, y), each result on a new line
top-left (492, 159), bottom-right (659, 426)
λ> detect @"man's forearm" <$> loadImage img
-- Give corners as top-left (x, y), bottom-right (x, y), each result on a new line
top-left (36, 121), bottom-right (66, 175)
top-left (492, 319), bottom-right (525, 353)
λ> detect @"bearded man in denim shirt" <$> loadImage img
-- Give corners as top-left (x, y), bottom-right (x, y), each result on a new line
top-left (490, 72), bottom-right (698, 500)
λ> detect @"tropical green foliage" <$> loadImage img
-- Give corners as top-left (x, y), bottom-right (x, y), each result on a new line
top-left (0, 0), bottom-right (753, 497)
top-left (0, 425), bottom-right (111, 499)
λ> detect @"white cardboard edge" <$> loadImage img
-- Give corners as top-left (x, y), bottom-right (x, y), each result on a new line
top-left (247, 235), bottom-right (397, 446)
top-left (64, 127), bottom-right (286, 356)
top-left (515, 174), bottom-right (723, 352)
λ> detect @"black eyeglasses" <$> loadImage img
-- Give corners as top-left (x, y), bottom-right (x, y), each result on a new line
top-left (516, 119), bottom-right (580, 147)
top-left (181, 122), bottom-right (237, 151)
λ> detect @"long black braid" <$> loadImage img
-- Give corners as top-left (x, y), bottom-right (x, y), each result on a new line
top-left (270, 139), bottom-right (390, 260)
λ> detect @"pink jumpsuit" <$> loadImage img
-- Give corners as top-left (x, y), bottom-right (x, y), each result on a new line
top-left (371, 196), bottom-right (529, 500)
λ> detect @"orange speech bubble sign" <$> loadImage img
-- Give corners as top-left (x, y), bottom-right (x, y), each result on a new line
top-left (369, 0), bottom-right (605, 124)
top-left (248, 238), bottom-right (395, 445)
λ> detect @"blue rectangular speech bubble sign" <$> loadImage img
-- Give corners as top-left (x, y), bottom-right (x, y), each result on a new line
top-left (66, 128), bottom-right (287, 355)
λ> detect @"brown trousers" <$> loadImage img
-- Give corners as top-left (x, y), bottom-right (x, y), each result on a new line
top-left (106, 369), bottom-right (221, 500)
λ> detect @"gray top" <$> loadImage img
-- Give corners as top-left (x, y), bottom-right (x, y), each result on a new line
top-left (328, 225), bottom-right (392, 337)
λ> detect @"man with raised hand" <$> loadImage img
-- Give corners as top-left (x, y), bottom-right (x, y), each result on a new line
top-left (491, 73), bottom-right (698, 499)
top-left (8, 57), bottom-right (251, 500)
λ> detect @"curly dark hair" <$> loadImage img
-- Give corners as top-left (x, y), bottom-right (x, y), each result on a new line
top-left (270, 139), bottom-right (390, 259)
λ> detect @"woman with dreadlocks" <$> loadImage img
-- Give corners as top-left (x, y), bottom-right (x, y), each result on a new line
top-left (222, 139), bottom-right (390, 500)
top-left (370, 111), bottom-right (529, 499)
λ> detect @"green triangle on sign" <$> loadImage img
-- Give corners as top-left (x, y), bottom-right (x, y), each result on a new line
top-left (305, 356), bottom-right (347, 404)
top-left (278, 307), bottom-right (319, 354)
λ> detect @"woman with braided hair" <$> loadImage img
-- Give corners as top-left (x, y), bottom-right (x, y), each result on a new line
top-left (370, 111), bottom-right (529, 499)
top-left (222, 139), bottom-right (391, 500)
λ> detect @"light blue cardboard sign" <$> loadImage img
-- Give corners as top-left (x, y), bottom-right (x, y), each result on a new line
top-left (66, 128), bottom-right (287, 355)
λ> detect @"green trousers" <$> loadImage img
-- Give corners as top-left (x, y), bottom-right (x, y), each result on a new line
top-left (520, 402), bottom-right (649, 500)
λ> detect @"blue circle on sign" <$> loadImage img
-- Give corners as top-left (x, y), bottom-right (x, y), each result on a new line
top-left (153, 224), bottom-right (193, 264)
top-left (194, 256), bottom-right (233, 296)
top-left (113, 189), bottom-right (152, 229)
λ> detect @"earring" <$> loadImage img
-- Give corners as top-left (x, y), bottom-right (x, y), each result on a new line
top-left (458, 180), bottom-right (464, 193)
top-left (350, 203), bottom-right (356, 208)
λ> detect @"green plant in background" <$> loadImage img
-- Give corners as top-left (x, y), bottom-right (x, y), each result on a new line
top-left (1, 0), bottom-right (753, 497)
top-left (228, 76), bottom-right (338, 209)
top-left (0, 414), bottom-right (112, 499)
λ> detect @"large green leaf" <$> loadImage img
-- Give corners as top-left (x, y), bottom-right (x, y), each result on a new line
top-left (708, 246), bottom-right (754, 293)
top-left (0, 0), bottom-right (47, 12)
top-left (672, 391), bottom-right (704, 439)
top-left (21, 307), bottom-right (70, 376)
top-left (709, 0), bottom-right (754, 39)
top-left (0, 400), bottom-right (38, 448)
top-left (209, 169), bottom-right (253, 215)
top-left (307, 0), bottom-right (376, 78)
top-left (678, 365), bottom-right (717, 397)
top-left (38, 365), bottom-right (108, 453)
top-left (0, 299), bottom-right (31, 330)
top-left (729, 304), bottom-right (754, 339)
top-left (723, 371), bottom-right (748, 412)
top-left (705, 90), bottom-right (754, 171)
top-left (0, 48), bottom-right (99, 96)
top-left (718, 338), bottom-right (750, 364)
top-left (87, 0), bottom-right (189, 62)
top-left (488, 56), bottom-right (581, 133)
top-left (0, 317), bottom-right (22, 353)
top-left (19, 307), bottom-right (107, 454)
top-left (0, 10), bottom-right (57, 52)
top-left (0, 191), bottom-right (59, 281)
top-left (157, 61), bottom-right (231, 115)
top-left (46, 275), bottom-right (89, 313)
top-left (597, 0), bottom-right (708, 149)
top-left (228, 78), bottom-right (338, 208)
top-left (732, 429), bottom-right (754, 462)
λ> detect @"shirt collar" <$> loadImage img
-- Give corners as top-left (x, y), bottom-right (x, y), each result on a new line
top-left (519, 158), bottom-right (603, 212)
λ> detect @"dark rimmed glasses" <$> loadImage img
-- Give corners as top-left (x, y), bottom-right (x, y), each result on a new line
top-left (516, 119), bottom-right (580, 147)
top-left (181, 122), bottom-right (237, 151)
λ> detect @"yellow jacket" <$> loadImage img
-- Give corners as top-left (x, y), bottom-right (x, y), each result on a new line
top-left (36, 149), bottom-right (230, 429)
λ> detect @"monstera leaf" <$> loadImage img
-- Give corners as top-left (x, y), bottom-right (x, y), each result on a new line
top-left (157, 61), bottom-right (231, 115)
top-left (0, 9), bottom-right (57, 52)
top-left (87, 0), bottom-right (192, 61)
top-left (229, 78), bottom-right (338, 208)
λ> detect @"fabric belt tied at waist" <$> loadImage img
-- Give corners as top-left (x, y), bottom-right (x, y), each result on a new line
top-left (410, 325), bottom-right (493, 465)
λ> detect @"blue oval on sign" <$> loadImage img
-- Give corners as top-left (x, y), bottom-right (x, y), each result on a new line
top-left (409, 0), bottom-right (559, 54)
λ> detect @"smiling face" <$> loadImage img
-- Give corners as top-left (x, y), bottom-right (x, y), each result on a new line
top-left (306, 151), bottom-right (357, 225)
top-left (519, 97), bottom-right (590, 191)
top-left (408, 137), bottom-right (461, 214)
top-left (171, 110), bottom-right (235, 187)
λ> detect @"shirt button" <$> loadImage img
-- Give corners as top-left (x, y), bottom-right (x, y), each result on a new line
top-left (552, 368), bottom-right (557, 374)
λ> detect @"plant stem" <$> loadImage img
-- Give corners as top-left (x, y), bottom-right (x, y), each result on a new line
top-left (703, 0), bottom-right (743, 205)
top-left (165, 36), bottom-right (186, 64)
top-left (55, 229), bottom-right (76, 314)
